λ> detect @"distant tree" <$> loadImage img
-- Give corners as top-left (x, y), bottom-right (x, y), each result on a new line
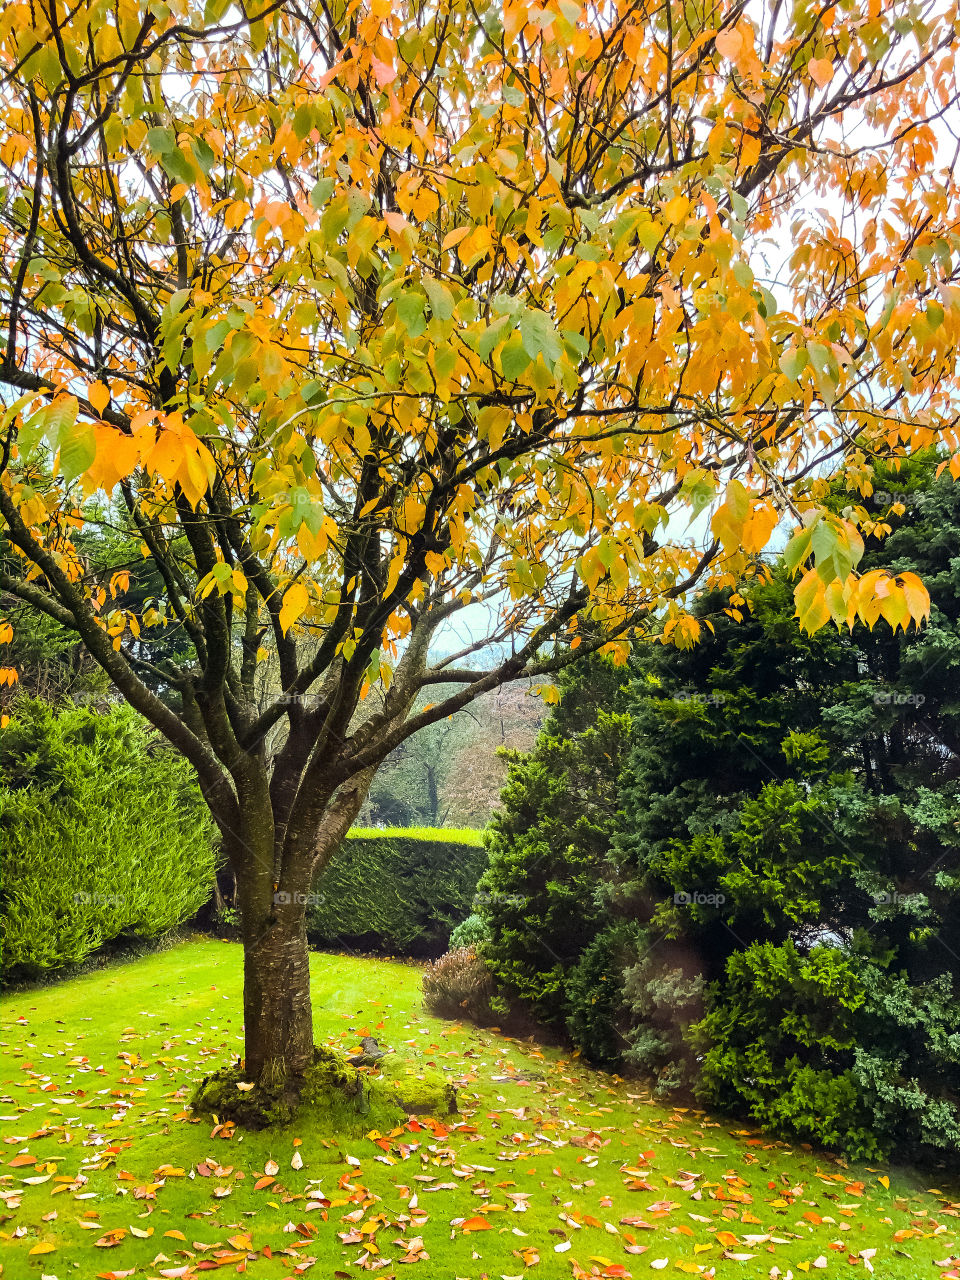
top-left (360, 690), bottom-right (482, 826)
top-left (360, 678), bottom-right (546, 827)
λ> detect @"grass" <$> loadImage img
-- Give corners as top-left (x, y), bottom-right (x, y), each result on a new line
top-left (347, 825), bottom-right (486, 846)
top-left (1, 939), bottom-right (957, 1280)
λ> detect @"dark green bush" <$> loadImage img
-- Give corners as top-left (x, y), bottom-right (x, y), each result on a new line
top-left (476, 459), bottom-right (960, 1160)
top-left (307, 828), bottom-right (486, 956)
top-left (565, 922), bottom-right (642, 1064)
top-left (478, 656), bottom-right (633, 1028)
top-left (690, 939), bottom-right (960, 1162)
top-left (850, 967), bottom-right (960, 1158)
top-left (1, 699), bottom-right (217, 979)
top-left (621, 937), bottom-right (705, 1095)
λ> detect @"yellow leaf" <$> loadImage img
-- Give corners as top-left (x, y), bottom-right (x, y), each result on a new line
top-left (794, 568), bottom-right (830, 635)
top-left (711, 478), bottom-right (750, 550)
top-left (87, 381), bottom-right (110, 416)
top-left (279, 581), bottom-right (310, 633)
top-left (898, 572), bottom-right (930, 625)
top-left (442, 226), bottom-right (471, 252)
top-left (664, 195), bottom-right (689, 225)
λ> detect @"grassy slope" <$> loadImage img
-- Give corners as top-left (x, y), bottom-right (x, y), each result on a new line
top-left (0, 940), bottom-right (957, 1280)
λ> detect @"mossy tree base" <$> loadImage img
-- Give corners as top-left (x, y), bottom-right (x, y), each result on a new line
top-left (191, 1045), bottom-right (456, 1131)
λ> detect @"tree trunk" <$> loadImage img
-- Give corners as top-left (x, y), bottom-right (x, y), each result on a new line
top-left (226, 766), bottom-right (375, 1100)
top-left (229, 788), bottom-right (315, 1091)
top-left (239, 893), bottom-right (315, 1087)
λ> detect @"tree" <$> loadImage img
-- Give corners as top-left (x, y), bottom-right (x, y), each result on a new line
top-left (360, 687), bottom-right (481, 826)
top-left (0, 0), bottom-right (955, 1109)
top-left (360, 679), bottom-right (545, 826)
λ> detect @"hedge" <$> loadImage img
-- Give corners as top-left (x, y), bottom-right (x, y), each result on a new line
top-left (307, 827), bottom-right (487, 956)
top-left (1, 699), bottom-right (217, 980)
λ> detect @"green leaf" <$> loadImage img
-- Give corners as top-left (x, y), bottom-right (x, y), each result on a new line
top-left (635, 220), bottom-right (663, 255)
top-left (310, 177), bottom-right (335, 211)
top-left (757, 287), bottom-right (778, 318)
top-left (500, 333), bottom-right (531, 380)
top-left (396, 291), bottom-right (427, 339)
top-left (34, 44), bottom-right (63, 91)
top-left (519, 309), bottom-right (562, 366)
top-left (779, 346), bottom-right (808, 382)
top-left (423, 278), bottom-right (454, 322)
top-left (145, 127), bottom-right (176, 156)
top-left (810, 518), bottom-right (840, 570)
top-left (191, 137), bottom-right (215, 176)
top-left (433, 345), bottom-right (458, 380)
top-left (320, 198), bottom-right (351, 243)
top-left (475, 316), bottom-right (510, 361)
top-left (680, 468), bottom-right (718, 520)
top-left (293, 104), bottom-right (317, 141)
top-left (732, 260), bottom-right (754, 289)
top-left (40, 396), bottom-right (80, 449)
top-left (58, 422), bottom-right (96, 484)
top-left (160, 147), bottom-right (196, 185)
top-left (783, 526), bottom-right (814, 574)
top-left (807, 341), bottom-right (839, 405)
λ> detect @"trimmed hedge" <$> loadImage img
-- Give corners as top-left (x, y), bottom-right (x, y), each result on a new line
top-left (1, 699), bottom-right (217, 980)
top-left (307, 827), bottom-right (487, 956)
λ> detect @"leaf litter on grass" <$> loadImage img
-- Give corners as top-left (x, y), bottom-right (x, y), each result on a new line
top-left (0, 939), bottom-right (958, 1280)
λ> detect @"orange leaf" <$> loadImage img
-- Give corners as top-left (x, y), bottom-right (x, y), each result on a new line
top-left (715, 28), bottom-right (742, 59)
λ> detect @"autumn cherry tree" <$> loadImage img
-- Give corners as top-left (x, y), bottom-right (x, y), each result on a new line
top-left (1, 0), bottom-right (959, 1109)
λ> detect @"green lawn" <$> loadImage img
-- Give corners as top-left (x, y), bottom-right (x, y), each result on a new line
top-left (1, 939), bottom-right (957, 1279)
top-left (347, 826), bottom-right (486, 846)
